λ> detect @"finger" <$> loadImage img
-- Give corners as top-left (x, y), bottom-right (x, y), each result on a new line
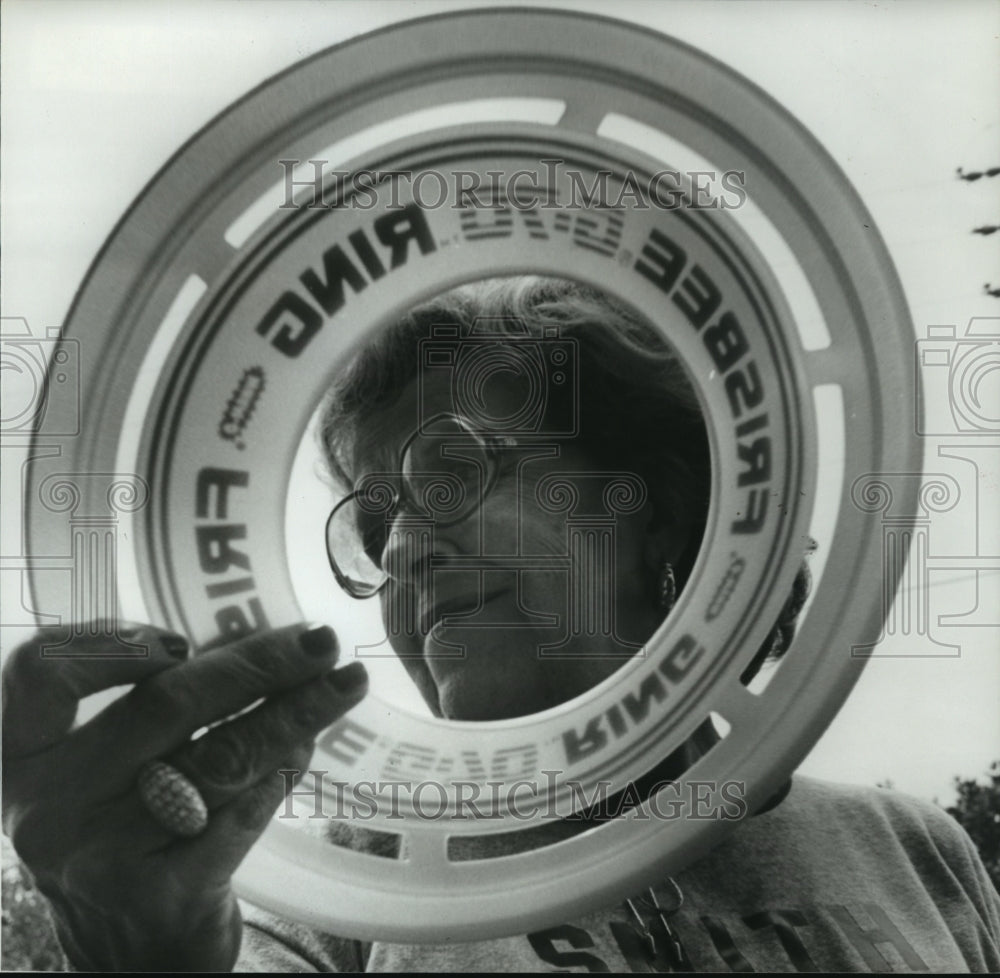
top-left (85, 665), bottom-right (366, 851)
top-left (90, 721), bottom-right (332, 857)
top-left (81, 623), bottom-right (341, 771)
top-left (2, 622), bottom-right (189, 759)
top-left (170, 662), bottom-right (368, 809)
top-left (174, 740), bottom-right (317, 881)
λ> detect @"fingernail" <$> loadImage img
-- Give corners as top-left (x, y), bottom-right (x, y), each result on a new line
top-left (327, 662), bottom-right (368, 694)
top-left (299, 623), bottom-right (337, 657)
top-left (118, 624), bottom-right (188, 659)
top-left (161, 632), bottom-right (189, 660)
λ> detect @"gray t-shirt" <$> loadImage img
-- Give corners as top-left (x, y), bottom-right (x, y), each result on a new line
top-left (238, 776), bottom-right (1000, 972)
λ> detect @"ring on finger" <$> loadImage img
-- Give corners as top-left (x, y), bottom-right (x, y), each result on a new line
top-left (137, 760), bottom-right (209, 837)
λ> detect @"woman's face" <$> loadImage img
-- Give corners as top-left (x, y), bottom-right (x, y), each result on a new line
top-left (348, 369), bottom-right (686, 721)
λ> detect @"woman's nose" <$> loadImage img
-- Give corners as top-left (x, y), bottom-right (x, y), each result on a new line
top-left (380, 514), bottom-right (467, 589)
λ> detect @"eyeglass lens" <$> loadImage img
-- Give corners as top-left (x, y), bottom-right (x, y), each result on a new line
top-left (327, 417), bottom-right (494, 593)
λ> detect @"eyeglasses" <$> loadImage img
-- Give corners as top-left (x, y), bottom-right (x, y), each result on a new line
top-left (325, 414), bottom-right (514, 598)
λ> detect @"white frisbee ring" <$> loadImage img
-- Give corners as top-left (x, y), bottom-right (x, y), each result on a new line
top-left (27, 10), bottom-right (918, 942)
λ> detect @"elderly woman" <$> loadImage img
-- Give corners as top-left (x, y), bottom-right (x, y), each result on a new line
top-left (320, 276), bottom-right (715, 722)
top-left (3, 279), bottom-right (998, 972)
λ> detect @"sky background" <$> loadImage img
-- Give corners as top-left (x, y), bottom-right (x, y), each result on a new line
top-left (2, 0), bottom-right (998, 807)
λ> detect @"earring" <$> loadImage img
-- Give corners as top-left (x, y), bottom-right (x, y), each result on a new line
top-left (658, 561), bottom-right (676, 614)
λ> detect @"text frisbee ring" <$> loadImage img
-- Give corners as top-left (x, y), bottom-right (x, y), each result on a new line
top-left (26, 10), bottom-right (918, 942)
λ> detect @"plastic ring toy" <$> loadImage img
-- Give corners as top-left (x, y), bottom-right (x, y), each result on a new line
top-left (27, 9), bottom-right (918, 942)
